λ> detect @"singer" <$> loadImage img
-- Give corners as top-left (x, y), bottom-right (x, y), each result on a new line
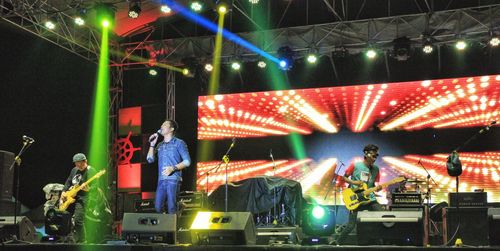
top-left (147, 120), bottom-right (191, 214)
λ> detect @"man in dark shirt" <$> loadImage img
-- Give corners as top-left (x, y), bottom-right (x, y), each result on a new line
top-left (61, 153), bottom-right (96, 243)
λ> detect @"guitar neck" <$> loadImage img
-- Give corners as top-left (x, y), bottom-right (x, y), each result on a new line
top-left (362, 179), bottom-right (400, 196)
top-left (77, 170), bottom-right (104, 190)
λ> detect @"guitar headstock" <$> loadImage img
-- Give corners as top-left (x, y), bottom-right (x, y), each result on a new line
top-left (393, 176), bottom-right (406, 184)
top-left (96, 169), bottom-right (106, 177)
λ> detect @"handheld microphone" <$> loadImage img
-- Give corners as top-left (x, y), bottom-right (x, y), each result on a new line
top-left (479, 120), bottom-right (497, 134)
top-left (22, 135), bottom-right (35, 143)
top-left (148, 129), bottom-right (162, 143)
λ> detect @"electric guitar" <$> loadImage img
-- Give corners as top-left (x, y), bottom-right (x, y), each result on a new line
top-left (342, 177), bottom-right (405, 211)
top-left (59, 169), bottom-right (106, 211)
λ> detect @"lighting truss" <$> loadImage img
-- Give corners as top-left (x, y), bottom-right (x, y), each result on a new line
top-left (118, 4), bottom-right (500, 69)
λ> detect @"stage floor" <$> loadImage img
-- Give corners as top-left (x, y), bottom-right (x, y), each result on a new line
top-left (1, 244), bottom-right (499, 251)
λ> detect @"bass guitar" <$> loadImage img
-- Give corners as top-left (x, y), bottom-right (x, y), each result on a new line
top-left (59, 169), bottom-right (106, 211)
top-left (342, 176), bottom-right (405, 211)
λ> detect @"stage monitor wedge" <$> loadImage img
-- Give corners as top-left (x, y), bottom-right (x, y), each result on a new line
top-left (357, 211), bottom-right (424, 246)
top-left (122, 213), bottom-right (176, 244)
top-left (190, 211), bottom-right (256, 245)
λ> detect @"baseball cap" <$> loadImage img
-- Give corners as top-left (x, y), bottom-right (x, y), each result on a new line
top-left (72, 153), bottom-right (87, 162)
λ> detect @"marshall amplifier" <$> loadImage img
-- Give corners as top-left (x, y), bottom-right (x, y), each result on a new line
top-left (134, 199), bottom-right (155, 213)
top-left (448, 192), bottom-right (487, 207)
top-left (178, 191), bottom-right (208, 209)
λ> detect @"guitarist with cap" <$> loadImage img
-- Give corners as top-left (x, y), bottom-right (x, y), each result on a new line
top-left (331, 144), bottom-right (384, 245)
top-left (60, 153), bottom-right (97, 243)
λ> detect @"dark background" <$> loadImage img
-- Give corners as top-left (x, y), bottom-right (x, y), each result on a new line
top-left (1, 18), bottom-right (499, 210)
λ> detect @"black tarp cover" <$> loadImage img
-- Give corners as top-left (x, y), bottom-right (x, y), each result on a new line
top-left (207, 176), bottom-right (303, 225)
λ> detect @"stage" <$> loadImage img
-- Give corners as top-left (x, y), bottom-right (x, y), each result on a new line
top-left (1, 244), bottom-right (500, 251)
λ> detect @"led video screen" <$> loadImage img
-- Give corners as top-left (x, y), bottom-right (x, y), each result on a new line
top-left (197, 75), bottom-right (500, 205)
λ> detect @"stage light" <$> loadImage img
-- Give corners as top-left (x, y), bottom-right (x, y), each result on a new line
top-left (148, 68), bottom-right (158, 76)
top-left (306, 54), bottom-right (318, 64)
top-left (490, 37), bottom-right (499, 47)
top-left (160, 5), bottom-right (172, 13)
top-left (95, 3), bottom-right (115, 28)
top-left (422, 36), bottom-right (434, 54)
top-left (74, 8), bottom-right (87, 26)
top-left (392, 36), bottom-right (411, 61)
top-left (257, 60), bottom-right (266, 68)
top-left (366, 49), bottom-right (377, 59)
top-left (102, 19), bottom-right (110, 28)
top-left (204, 63), bottom-right (213, 72)
top-left (128, 1), bottom-right (141, 19)
top-left (74, 17), bottom-right (85, 26)
top-left (423, 44), bottom-right (433, 54)
top-left (312, 205), bottom-right (325, 219)
top-left (190, 1), bottom-right (203, 12)
top-left (44, 20), bottom-right (56, 30)
top-left (182, 68), bottom-right (190, 76)
top-left (231, 62), bottom-right (241, 70)
top-left (277, 46), bottom-right (294, 70)
top-left (215, 0), bottom-right (231, 14)
top-left (249, 0), bottom-right (259, 4)
top-left (455, 40), bottom-right (467, 50)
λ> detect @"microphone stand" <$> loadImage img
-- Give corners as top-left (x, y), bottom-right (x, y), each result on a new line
top-left (4, 138), bottom-right (34, 244)
top-left (417, 160), bottom-right (439, 245)
top-left (269, 150), bottom-right (278, 225)
top-left (200, 138), bottom-right (235, 206)
top-left (445, 120), bottom-right (496, 247)
top-left (324, 160), bottom-right (345, 219)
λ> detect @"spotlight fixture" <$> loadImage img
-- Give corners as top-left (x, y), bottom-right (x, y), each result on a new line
top-left (277, 46), bottom-right (294, 70)
top-left (306, 54), bottom-right (318, 64)
top-left (249, 0), bottom-right (259, 4)
top-left (490, 37), bottom-right (499, 47)
top-left (332, 46), bottom-right (349, 58)
top-left (94, 2), bottom-right (116, 28)
top-left (182, 68), bottom-right (190, 76)
top-left (422, 36), bottom-right (434, 54)
top-left (422, 44), bottom-right (433, 54)
top-left (257, 60), bottom-right (266, 68)
top-left (231, 62), bottom-right (241, 70)
top-left (74, 17), bottom-right (85, 26)
top-left (128, 0), bottom-right (141, 19)
top-left (190, 1), bottom-right (203, 12)
top-left (102, 20), bottom-right (110, 28)
top-left (365, 49), bottom-right (377, 59)
top-left (215, 0), bottom-right (231, 13)
top-left (160, 5), bottom-right (171, 13)
top-left (148, 68), bottom-right (158, 76)
top-left (204, 63), bottom-right (213, 72)
top-left (74, 8), bottom-right (87, 26)
top-left (392, 36), bottom-right (411, 61)
top-left (455, 40), bottom-right (467, 50)
top-left (44, 20), bottom-right (56, 30)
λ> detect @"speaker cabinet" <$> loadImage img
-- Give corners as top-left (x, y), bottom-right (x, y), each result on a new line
top-left (122, 213), bottom-right (176, 244)
top-left (357, 211), bottom-right (423, 246)
top-left (0, 151), bottom-right (14, 201)
top-left (0, 216), bottom-right (37, 242)
top-left (190, 212), bottom-right (256, 245)
top-left (444, 207), bottom-right (488, 246)
top-left (488, 208), bottom-right (500, 246)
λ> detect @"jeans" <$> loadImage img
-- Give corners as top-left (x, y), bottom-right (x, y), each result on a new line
top-left (336, 201), bottom-right (384, 245)
top-left (155, 179), bottom-right (181, 214)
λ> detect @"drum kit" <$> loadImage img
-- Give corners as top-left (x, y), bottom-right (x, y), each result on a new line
top-left (389, 178), bottom-right (431, 208)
